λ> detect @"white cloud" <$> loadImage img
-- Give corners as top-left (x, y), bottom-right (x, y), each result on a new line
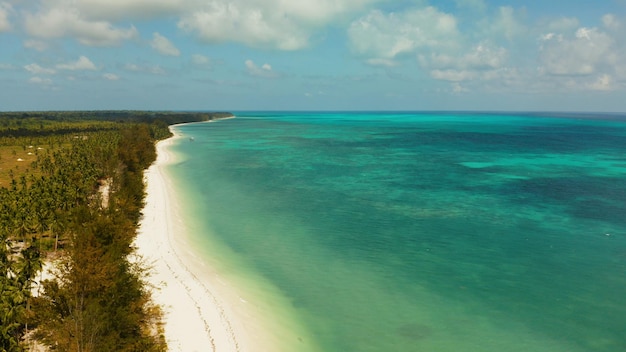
top-left (19, 0), bottom-right (381, 50)
top-left (124, 63), bottom-right (140, 71)
top-left (178, 0), bottom-right (381, 50)
top-left (417, 41), bottom-right (510, 84)
top-left (545, 17), bottom-right (580, 33)
top-left (490, 7), bottom-right (526, 41)
top-left (178, 3), bottom-right (309, 50)
top-left (24, 7), bottom-right (138, 46)
top-left (528, 16), bottom-right (626, 93)
top-left (24, 39), bottom-right (49, 51)
top-left (9, 0), bottom-right (626, 99)
top-left (430, 69), bottom-right (478, 82)
top-left (602, 14), bottom-right (621, 31)
top-left (412, 39), bottom-right (535, 96)
top-left (451, 82), bottom-right (469, 93)
top-left (191, 54), bottom-right (210, 65)
top-left (304, 90), bottom-right (327, 98)
top-left (588, 74), bottom-right (614, 91)
top-left (422, 42), bottom-right (508, 71)
top-left (103, 73), bottom-right (120, 80)
top-left (455, 0), bottom-right (486, 12)
top-left (56, 56), bottom-right (97, 70)
top-left (348, 7), bottom-right (460, 64)
top-left (151, 32), bottom-right (180, 56)
top-left (24, 63), bottom-right (56, 75)
top-left (245, 59), bottom-right (277, 78)
top-left (124, 63), bottom-right (166, 75)
top-left (616, 61), bottom-right (626, 81)
top-left (3, 0), bottom-right (349, 50)
top-left (71, 0), bottom-right (183, 20)
top-left (539, 26), bottom-right (614, 76)
top-left (29, 76), bottom-right (53, 85)
top-left (366, 58), bottom-right (399, 67)
top-left (0, 2), bottom-right (12, 32)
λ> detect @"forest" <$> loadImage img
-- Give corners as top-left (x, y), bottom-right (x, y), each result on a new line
top-left (0, 111), bottom-right (231, 351)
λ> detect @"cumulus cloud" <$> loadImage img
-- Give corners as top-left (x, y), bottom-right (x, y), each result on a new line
top-left (24, 39), bottom-right (49, 51)
top-left (56, 56), bottom-right (97, 70)
top-left (70, 0), bottom-right (183, 20)
top-left (421, 42), bottom-right (508, 71)
top-left (10, 0), bottom-right (626, 97)
top-left (24, 7), bottom-right (138, 46)
top-left (349, 4), bottom-right (514, 83)
top-left (18, 0), bottom-right (381, 50)
top-left (452, 82), bottom-right (468, 92)
top-left (245, 59), bottom-right (277, 78)
top-left (531, 15), bottom-right (626, 92)
top-left (406, 10), bottom-right (626, 93)
top-left (420, 43), bottom-right (510, 84)
top-left (29, 76), bottom-right (53, 85)
top-left (12, 0), bottom-right (383, 51)
top-left (545, 17), bottom-right (580, 33)
top-left (430, 69), bottom-right (478, 82)
top-left (366, 58), bottom-right (399, 67)
top-left (103, 73), bottom-right (120, 80)
top-left (24, 63), bottom-right (56, 75)
top-left (178, 3), bottom-right (309, 50)
top-left (124, 63), bottom-right (166, 75)
top-left (151, 32), bottom-right (180, 56)
top-left (602, 14), bottom-right (621, 31)
top-left (539, 26), bottom-right (614, 76)
top-left (348, 7), bottom-right (460, 65)
top-left (489, 7), bottom-right (526, 41)
top-left (178, 0), bottom-right (381, 50)
top-left (455, 0), bottom-right (487, 12)
top-left (191, 54), bottom-right (210, 65)
top-left (0, 2), bottom-right (12, 32)
top-left (588, 74), bottom-right (614, 91)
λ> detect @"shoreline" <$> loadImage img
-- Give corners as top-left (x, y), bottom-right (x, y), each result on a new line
top-left (135, 134), bottom-right (271, 352)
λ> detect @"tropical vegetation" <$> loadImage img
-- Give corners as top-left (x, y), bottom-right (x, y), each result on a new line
top-left (0, 111), bottom-right (231, 351)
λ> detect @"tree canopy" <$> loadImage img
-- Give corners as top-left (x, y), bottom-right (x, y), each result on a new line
top-left (0, 111), bottom-right (231, 351)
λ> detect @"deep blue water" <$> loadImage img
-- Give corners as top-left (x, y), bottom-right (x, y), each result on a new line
top-left (166, 112), bottom-right (626, 351)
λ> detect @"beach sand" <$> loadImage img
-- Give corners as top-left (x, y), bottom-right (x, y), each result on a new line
top-left (135, 136), bottom-right (287, 352)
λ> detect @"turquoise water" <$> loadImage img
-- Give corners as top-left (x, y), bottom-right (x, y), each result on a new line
top-left (165, 112), bottom-right (626, 351)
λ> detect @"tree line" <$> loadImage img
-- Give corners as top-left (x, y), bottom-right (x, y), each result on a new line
top-left (0, 111), bottom-right (227, 351)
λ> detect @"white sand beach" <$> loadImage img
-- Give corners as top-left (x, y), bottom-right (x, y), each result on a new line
top-left (135, 136), bottom-right (285, 352)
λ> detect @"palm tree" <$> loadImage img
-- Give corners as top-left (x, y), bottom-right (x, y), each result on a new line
top-left (16, 239), bottom-right (42, 334)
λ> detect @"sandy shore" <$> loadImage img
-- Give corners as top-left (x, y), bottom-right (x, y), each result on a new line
top-left (135, 136), bottom-right (281, 352)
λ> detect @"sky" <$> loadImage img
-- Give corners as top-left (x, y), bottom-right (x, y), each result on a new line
top-left (1, 0), bottom-right (626, 112)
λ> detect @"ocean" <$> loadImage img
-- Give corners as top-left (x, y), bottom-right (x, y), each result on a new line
top-left (163, 112), bottom-right (626, 352)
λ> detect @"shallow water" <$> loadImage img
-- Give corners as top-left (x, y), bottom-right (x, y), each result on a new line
top-left (166, 112), bottom-right (626, 352)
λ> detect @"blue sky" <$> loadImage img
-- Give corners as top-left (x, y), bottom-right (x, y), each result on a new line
top-left (1, 0), bottom-right (625, 112)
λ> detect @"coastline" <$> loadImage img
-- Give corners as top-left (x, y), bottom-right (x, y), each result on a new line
top-left (136, 135), bottom-right (262, 351)
top-left (134, 128), bottom-right (312, 352)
